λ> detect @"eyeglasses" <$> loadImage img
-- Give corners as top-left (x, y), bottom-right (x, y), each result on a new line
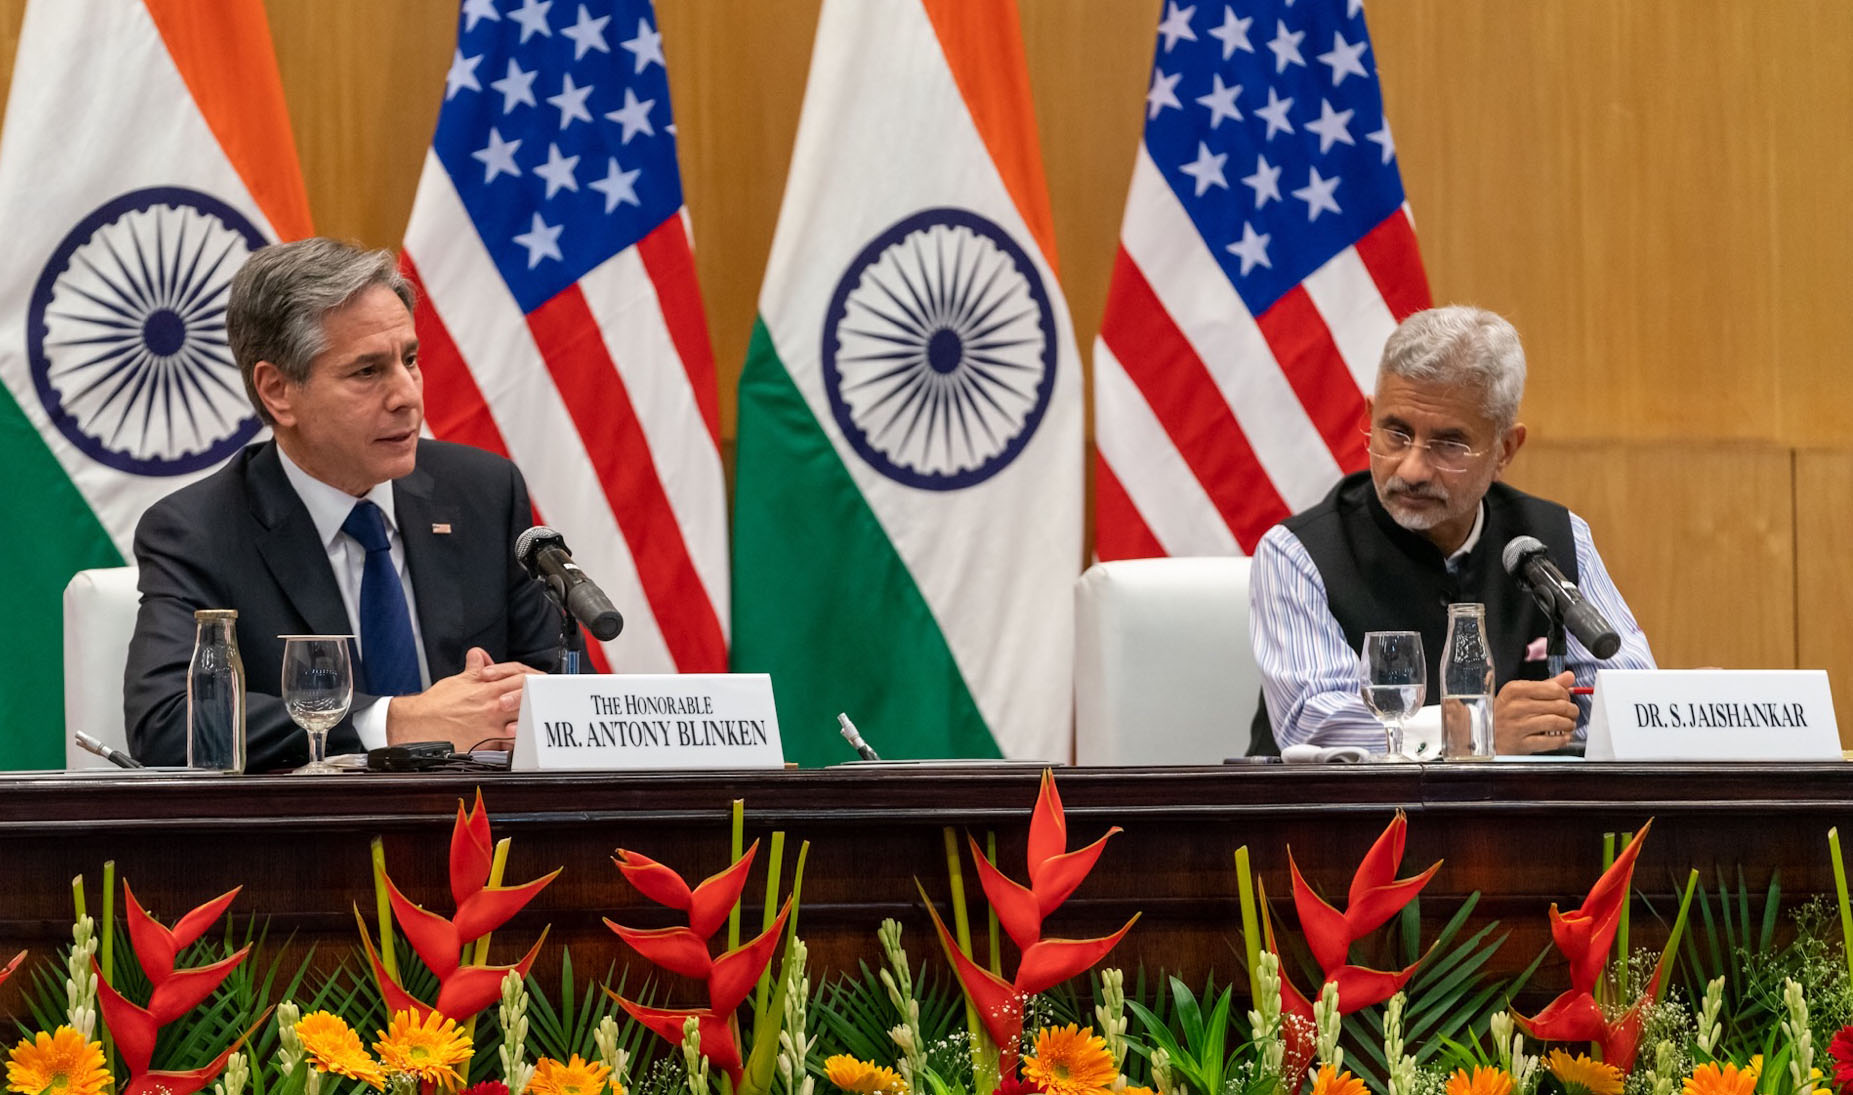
top-left (1360, 427), bottom-right (1488, 474)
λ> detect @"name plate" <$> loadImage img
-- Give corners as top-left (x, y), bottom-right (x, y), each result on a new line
top-left (512, 674), bottom-right (785, 771)
top-left (1584, 669), bottom-right (1840, 761)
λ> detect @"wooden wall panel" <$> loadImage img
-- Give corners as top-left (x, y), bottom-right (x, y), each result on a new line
top-left (1796, 452), bottom-right (1853, 736)
top-left (1504, 441), bottom-right (1795, 677)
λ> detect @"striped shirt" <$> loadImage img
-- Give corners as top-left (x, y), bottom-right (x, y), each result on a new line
top-left (1249, 508), bottom-right (1656, 750)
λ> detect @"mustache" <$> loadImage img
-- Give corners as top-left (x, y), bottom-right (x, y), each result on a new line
top-left (1383, 476), bottom-right (1448, 503)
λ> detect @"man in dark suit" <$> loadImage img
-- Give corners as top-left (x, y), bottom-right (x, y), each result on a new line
top-left (125, 238), bottom-right (557, 771)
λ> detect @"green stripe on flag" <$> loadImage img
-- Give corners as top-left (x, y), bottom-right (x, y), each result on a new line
top-left (730, 318), bottom-right (999, 767)
top-left (0, 389), bottom-right (123, 770)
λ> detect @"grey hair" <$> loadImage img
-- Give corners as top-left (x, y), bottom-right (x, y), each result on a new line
top-left (1375, 305), bottom-right (1526, 429)
top-left (228, 237), bottom-right (415, 425)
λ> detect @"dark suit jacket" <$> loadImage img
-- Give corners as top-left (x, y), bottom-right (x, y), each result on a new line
top-left (124, 439), bottom-right (559, 771)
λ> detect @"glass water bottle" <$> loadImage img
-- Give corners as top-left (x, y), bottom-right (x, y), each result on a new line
top-left (187, 608), bottom-right (246, 773)
top-left (1440, 602), bottom-right (1496, 760)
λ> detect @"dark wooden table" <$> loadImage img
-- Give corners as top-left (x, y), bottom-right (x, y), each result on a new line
top-left (3, 762), bottom-right (1849, 1024)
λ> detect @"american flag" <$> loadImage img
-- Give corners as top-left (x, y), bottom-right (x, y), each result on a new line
top-left (400, 0), bottom-right (728, 673)
top-left (1094, 0), bottom-right (1431, 559)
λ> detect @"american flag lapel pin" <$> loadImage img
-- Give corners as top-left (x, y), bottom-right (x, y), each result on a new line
top-left (431, 522), bottom-right (452, 535)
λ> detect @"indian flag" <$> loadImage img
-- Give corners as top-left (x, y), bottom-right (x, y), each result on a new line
top-left (0, 0), bottom-right (311, 768)
top-left (732, 0), bottom-right (1082, 765)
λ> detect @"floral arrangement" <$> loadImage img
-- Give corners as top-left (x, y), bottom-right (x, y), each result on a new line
top-left (7, 780), bottom-right (1853, 1095)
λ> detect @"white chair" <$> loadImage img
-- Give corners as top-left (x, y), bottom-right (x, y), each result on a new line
top-left (1073, 556), bottom-right (1260, 766)
top-left (62, 566), bottom-right (141, 769)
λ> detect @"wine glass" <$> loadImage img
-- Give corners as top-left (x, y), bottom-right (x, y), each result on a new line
top-left (1359, 631), bottom-right (1426, 762)
top-left (281, 635), bottom-right (354, 774)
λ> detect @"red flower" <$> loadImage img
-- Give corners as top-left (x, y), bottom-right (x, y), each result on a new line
top-left (1271, 810), bottom-right (1440, 1019)
top-left (1828, 1024), bottom-right (1853, 1093)
top-left (462, 1081), bottom-right (512, 1095)
top-left (94, 882), bottom-right (257, 1095)
top-left (0, 950), bottom-right (23, 988)
top-left (360, 790), bottom-right (561, 1021)
top-left (605, 840), bottom-right (792, 1084)
top-left (923, 770), bottom-right (1138, 1073)
top-left (1513, 821), bottom-right (1662, 1072)
top-left (994, 1077), bottom-right (1045, 1095)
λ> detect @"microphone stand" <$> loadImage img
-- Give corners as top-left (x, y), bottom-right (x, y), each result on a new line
top-left (538, 575), bottom-right (587, 674)
top-left (1545, 614), bottom-right (1567, 679)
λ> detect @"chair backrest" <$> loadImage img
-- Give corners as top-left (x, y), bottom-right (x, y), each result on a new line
top-left (1073, 556), bottom-right (1259, 766)
top-left (63, 566), bottom-right (141, 769)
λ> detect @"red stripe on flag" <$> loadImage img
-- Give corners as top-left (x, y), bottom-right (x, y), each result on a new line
top-left (526, 285), bottom-right (727, 672)
top-left (1354, 209), bottom-right (1433, 322)
top-left (635, 217), bottom-right (722, 447)
top-left (1093, 453), bottom-right (1166, 561)
top-left (400, 255), bottom-right (510, 460)
top-left (1099, 247), bottom-right (1289, 551)
top-left (1253, 287), bottom-right (1369, 473)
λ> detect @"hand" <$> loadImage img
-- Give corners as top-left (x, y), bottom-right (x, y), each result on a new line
top-left (1494, 671), bottom-right (1580, 754)
top-left (385, 647), bottom-right (543, 752)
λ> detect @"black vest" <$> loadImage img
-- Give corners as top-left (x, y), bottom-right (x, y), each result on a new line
top-left (1248, 472), bottom-right (1578, 755)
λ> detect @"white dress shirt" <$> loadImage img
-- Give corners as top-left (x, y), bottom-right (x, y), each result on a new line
top-left (277, 447), bottom-right (430, 750)
top-left (1249, 504), bottom-right (1656, 751)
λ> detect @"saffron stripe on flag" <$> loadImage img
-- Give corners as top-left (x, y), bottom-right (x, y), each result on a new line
top-left (1094, 340), bottom-right (1241, 557)
top-left (1100, 247), bottom-right (1289, 550)
top-left (527, 286), bottom-right (727, 672)
top-left (1354, 208), bottom-right (1433, 322)
top-left (1253, 287), bottom-right (1370, 471)
top-left (634, 219), bottom-right (722, 446)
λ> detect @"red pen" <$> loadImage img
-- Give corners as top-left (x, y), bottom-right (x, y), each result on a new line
top-left (1570, 687), bottom-right (1594, 695)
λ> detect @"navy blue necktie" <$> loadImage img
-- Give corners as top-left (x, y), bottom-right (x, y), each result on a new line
top-left (341, 500), bottom-right (422, 696)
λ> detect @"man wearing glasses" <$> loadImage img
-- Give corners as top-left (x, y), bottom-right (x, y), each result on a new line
top-left (1247, 306), bottom-right (1655, 755)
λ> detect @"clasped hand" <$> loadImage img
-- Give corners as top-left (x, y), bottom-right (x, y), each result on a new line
top-left (385, 647), bottom-right (542, 752)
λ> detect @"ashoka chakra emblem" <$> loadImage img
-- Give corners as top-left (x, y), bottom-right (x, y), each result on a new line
top-left (821, 207), bottom-right (1057, 491)
top-left (29, 186), bottom-right (268, 476)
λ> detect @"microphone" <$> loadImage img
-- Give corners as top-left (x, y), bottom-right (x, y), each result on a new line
top-left (1500, 536), bottom-right (1621, 659)
top-left (515, 526), bottom-right (624, 641)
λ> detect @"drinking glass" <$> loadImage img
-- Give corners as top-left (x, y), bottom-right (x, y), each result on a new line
top-left (281, 635), bottom-right (353, 774)
top-left (1359, 631), bottom-right (1426, 761)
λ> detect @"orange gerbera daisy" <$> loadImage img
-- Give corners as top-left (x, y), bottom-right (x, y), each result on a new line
top-left (528, 1056), bottom-right (614, 1095)
top-left (1309, 1065), bottom-right (1368, 1095)
top-left (5, 1027), bottom-right (109, 1095)
top-left (296, 1011), bottom-right (385, 1090)
top-left (1547, 1051), bottom-right (1624, 1095)
top-left (1446, 1067), bottom-right (1513, 1095)
top-left (1021, 1026), bottom-right (1116, 1095)
top-left (374, 1010), bottom-right (472, 1090)
top-left (823, 1057), bottom-right (907, 1095)
top-left (1682, 1063), bottom-right (1757, 1095)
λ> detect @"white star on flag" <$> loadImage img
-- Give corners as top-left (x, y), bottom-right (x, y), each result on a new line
top-left (588, 156), bottom-right (641, 212)
top-left (472, 127), bottom-right (522, 182)
top-left (1368, 118), bottom-right (1395, 164)
top-left (445, 51), bottom-right (482, 100)
top-left (490, 58), bottom-right (538, 113)
top-left (1305, 99), bottom-right (1355, 153)
top-left (1317, 31), bottom-right (1369, 85)
top-left (511, 211), bottom-right (564, 267)
top-left (509, 0), bottom-right (553, 43)
top-left (604, 87), bottom-right (655, 142)
top-left (547, 73), bottom-right (594, 128)
top-left (1267, 20), bottom-right (1305, 73)
top-left (1255, 87), bottom-right (1294, 138)
top-left (1146, 68), bottom-right (1183, 118)
top-left (1227, 221), bottom-right (1272, 274)
top-left (621, 19), bottom-right (665, 74)
top-left (1157, 3), bottom-right (1197, 52)
top-left (534, 142), bottom-right (580, 198)
top-left (461, 0), bottom-right (500, 32)
top-left (561, 4), bottom-right (611, 60)
top-left (1196, 73), bottom-right (1242, 128)
top-left (1208, 7), bottom-right (1253, 59)
top-left (1178, 141), bottom-right (1228, 197)
top-left (1242, 153), bottom-right (1281, 208)
top-left (1292, 165), bottom-right (1342, 220)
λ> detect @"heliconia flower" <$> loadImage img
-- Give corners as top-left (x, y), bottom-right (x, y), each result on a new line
top-left (605, 839), bottom-right (791, 1086)
top-left (362, 791), bottom-right (560, 1022)
top-left (97, 885), bottom-right (252, 1076)
top-left (924, 771), bottom-right (1137, 1073)
top-left (1268, 811), bottom-right (1440, 1018)
top-left (0, 950), bottom-right (25, 990)
top-left (1514, 822), bottom-right (1661, 1072)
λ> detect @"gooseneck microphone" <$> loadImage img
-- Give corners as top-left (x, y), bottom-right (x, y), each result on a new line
top-left (1501, 535), bottom-right (1621, 659)
top-left (515, 526), bottom-right (625, 641)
